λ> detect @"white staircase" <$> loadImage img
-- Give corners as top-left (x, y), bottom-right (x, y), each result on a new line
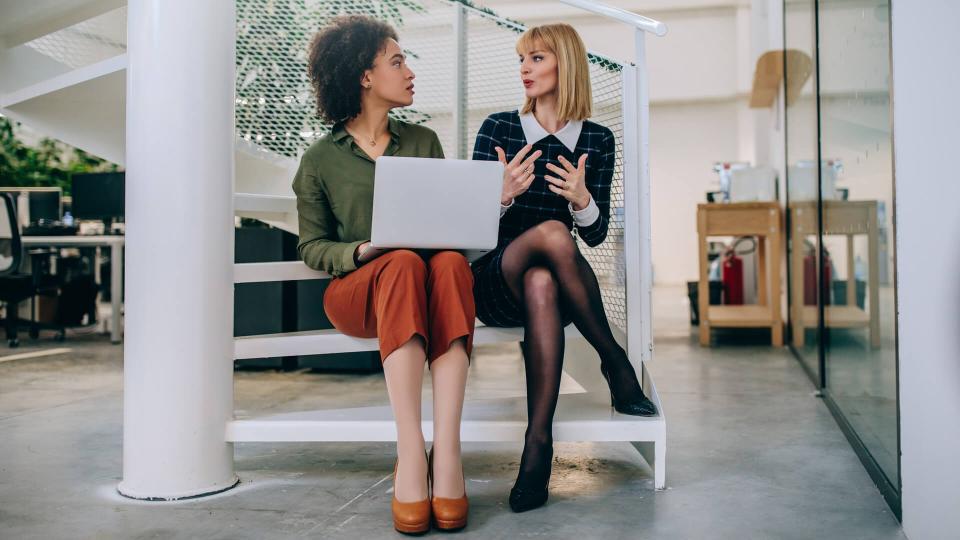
top-left (1, 0), bottom-right (667, 497)
top-left (1, 3), bottom-right (300, 234)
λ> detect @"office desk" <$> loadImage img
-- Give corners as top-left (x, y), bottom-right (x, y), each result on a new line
top-left (21, 235), bottom-right (124, 343)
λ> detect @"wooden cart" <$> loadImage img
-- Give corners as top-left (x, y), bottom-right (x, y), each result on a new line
top-left (697, 202), bottom-right (783, 346)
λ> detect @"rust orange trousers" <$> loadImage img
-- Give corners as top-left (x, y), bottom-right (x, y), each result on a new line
top-left (323, 250), bottom-right (476, 364)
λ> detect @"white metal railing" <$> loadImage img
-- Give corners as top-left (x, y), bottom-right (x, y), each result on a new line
top-left (558, 0), bottom-right (667, 36)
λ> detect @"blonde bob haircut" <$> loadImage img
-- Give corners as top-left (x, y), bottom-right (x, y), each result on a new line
top-left (516, 23), bottom-right (592, 122)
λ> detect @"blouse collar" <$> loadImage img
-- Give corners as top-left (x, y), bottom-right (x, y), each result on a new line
top-left (518, 111), bottom-right (583, 152)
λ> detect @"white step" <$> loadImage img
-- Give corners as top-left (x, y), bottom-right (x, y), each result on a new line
top-left (226, 383), bottom-right (664, 444)
top-left (228, 338), bottom-right (666, 489)
top-left (1, 54), bottom-right (127, 166)
top-left (233, 192), bottom-right (298, 235)
top-left (235, 261), bottom-right (328, 283)
top-left (234, 324), bottom-right (582, 360)
top-left (1, 53), bottom-right (127, 108)
top-left (234, 192), bottom-right (296, 214)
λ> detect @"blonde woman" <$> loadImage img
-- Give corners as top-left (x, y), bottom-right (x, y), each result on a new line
top-left (471, 24), bottom-right (657, 513)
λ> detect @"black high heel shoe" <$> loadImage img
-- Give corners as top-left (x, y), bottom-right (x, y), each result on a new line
top-left (600, 362), bottom-right (658, 416)
top-left (508, 444), bottom-right (553, 513)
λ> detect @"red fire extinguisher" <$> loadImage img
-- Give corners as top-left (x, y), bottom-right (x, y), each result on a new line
top-left (803, 250), bottom-right (832, 306)
top-left (722, 249), bottom-right (744, 305)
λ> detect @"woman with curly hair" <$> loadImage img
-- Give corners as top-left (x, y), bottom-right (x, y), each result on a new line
top-left (293, 15), bottom-right (471, 534)
top-left (470, 24), bottom-right (658, 513)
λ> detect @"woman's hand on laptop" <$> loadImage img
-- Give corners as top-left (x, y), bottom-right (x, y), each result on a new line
top-left (495, 144), bottom-right (542, 206)
top-left (545, 154), bottom-right (591, 210)
top-left (354, 241), bottom-right (371, 265)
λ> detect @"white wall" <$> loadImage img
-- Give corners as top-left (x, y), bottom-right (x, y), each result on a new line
top-left (478, 0), bottom-right (784, 285)
top-left (891, 1), bottom-right (960, 538)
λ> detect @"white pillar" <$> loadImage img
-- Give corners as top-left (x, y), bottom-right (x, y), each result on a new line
top-left (119, 0), bottom-right (237, 499)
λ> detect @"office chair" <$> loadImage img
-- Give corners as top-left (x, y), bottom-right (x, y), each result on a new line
top-left (0, 192), bottom-right (51, 347)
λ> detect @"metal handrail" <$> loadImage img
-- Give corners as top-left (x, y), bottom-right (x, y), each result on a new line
top-left (558, 0), bottom-right (667, 36)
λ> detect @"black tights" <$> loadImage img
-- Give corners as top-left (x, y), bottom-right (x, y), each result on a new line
top-left (501, 220), bottom-right (641, 486)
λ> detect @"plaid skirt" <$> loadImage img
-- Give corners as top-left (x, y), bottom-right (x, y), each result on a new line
top-left (471, 242), bottom-right (574, 329)
top-left (471, 245), bottom-right (524, 327)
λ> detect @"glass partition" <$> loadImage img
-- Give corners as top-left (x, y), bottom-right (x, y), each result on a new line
top-left (817, 0), bottom-right (899, 501)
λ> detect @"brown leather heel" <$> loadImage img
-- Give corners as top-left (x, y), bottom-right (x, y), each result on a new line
top-left (428, 448), bottom-right (469, 531)
top-left (392, 459), bottom-right (430, 535)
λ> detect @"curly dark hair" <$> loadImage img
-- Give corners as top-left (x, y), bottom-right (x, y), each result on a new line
top-left (307, 15), bottom-right (399, 124)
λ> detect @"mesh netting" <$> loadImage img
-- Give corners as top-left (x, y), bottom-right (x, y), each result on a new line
top-left (23, 7), bottom-right (127, 69)
top-left (235, 0), bottom-right (435, 157)
top-left (235, 0), bottom-right (628, 332)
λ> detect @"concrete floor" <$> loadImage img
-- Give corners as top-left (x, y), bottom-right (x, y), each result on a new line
top-left (0, 290), bottom-right (905, 539)
top-left (792, 285), bottom-right (900, 486)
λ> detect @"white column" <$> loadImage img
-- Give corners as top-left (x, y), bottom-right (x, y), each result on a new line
top-left (119, 0), bottom-right (237, 499)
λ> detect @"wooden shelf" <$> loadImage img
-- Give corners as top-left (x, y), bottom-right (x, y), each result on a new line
top-left (798, 305), bottom-right (871, 329)
top-left (788, 200), bottom-right (880, 348)
top-left (707, 305), bottom-right (778, 328)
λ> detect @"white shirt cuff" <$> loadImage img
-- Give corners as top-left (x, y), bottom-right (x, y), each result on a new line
top-left (570, 196), bottom-right (600, 227)
top-left (499, 198), bottom-right (514, 218)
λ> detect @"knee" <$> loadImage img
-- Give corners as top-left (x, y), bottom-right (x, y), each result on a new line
top-left (429, 250), bottom-right (470, 273)
top-left (429, 251), bottom-right (472, 281)
top-left (536, 219), bottom-right (569, 236)
top-left (380, 249), bottom-right (427, 276)
top-left (523, 267), bottom-right (559, 307)
top-left (534, 220), bottom-right (576, 259)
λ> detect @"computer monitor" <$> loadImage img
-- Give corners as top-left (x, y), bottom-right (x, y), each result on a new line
top-left (71, 172), bottom-right (124, 228)
top-left (0, 187), bottom-right (62, 224)
top-left (28, 190), bottom-right (62, 222)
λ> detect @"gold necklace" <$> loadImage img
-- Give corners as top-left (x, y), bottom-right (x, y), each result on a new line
top-left (348, 126), bottom-right (381, 147)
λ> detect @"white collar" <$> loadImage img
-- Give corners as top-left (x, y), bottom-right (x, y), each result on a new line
top-left (518, 111), bottom-right (583, 152)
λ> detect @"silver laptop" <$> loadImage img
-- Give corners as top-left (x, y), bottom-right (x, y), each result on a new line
top-left (359, 156), bottom-right (503, 262)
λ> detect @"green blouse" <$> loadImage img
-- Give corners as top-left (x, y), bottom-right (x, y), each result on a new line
top-left (291, 118), bottom-right (445, 276)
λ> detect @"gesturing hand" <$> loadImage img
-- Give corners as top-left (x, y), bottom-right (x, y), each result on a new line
top-left (545, 154), bottom-right (591, 210)
top-left (495, 144), bottom-right (542, 206)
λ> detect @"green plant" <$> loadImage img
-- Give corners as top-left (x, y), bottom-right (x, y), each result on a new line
top-left (0, 116), bottom-right (118, 195)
